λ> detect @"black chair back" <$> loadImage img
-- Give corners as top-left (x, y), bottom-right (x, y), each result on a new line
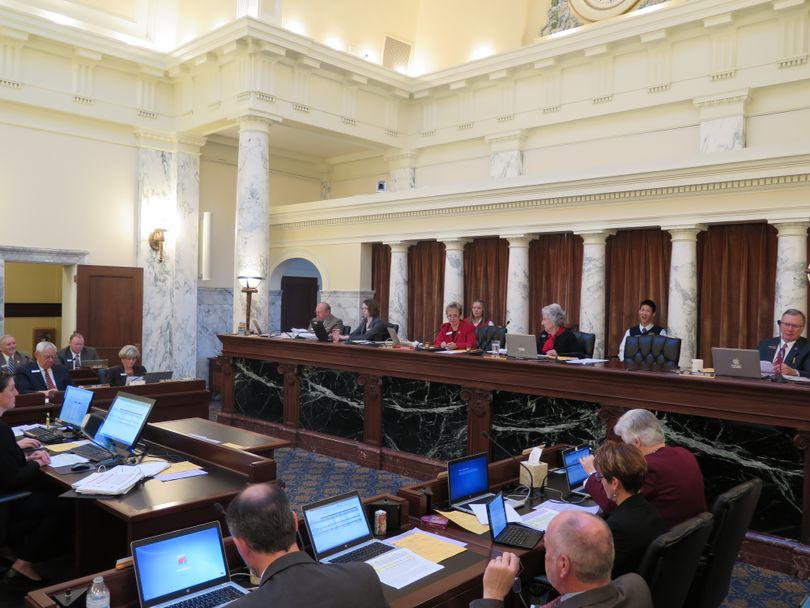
top-left (637, 511), bottom-right (714, 608)
top-left (0, 490), bottom-right (31, 545)
top-left (624, 335), bottom-right (681, 370)
top-left (475, 325), bottom-right (507, 351)
top-left (687, 479), bottom-right (762, 608)
top-left (341, 325), bottom-right (351, 336)
top-left (573, 331), bottom-right (596, 358)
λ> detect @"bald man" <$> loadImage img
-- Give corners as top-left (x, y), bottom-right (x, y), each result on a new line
top-left (308, 302), bottom-right (344, 335)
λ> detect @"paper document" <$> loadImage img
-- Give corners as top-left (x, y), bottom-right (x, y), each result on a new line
top-left (760, 361), bottom-right (774, 375)
top-left (521, 506), bottom-right (560, 531)
top-left (72, 465), bottom-right (145, 495)
top-left (541, 500), bottom-right (600, 515)
top-left (138, 461), bottom-right (171, 477)
top-left (566, 358), bottom-right (609, 365)
top-left (48, 440), bottom-right (90, 453)
top-left (785, 374), bottom-right (810, 383)
top-left (390, 530), bottom-right (466, 563)
top-left (470, 502), bottom-right (521, 525)
top-left (157, 461), bottom-right (202, 476)
top-left (435, 509), bottom-right (489, 535)
top-left (50, 453), bottom-right (89, 467)
top-left (157, 469), bottom-right (208, 482)
top-left (367, 548), bottom-right (443, 589)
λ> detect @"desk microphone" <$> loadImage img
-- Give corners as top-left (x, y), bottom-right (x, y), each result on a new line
top-left (481, 431), bottom-right (535, 498)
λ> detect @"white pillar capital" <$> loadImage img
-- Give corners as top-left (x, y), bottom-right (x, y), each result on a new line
top-left (439, 237), bottom-right (470, 252)
top-left (575, 230), bottom-right (614, 246)
top-left (502, 234), bottom-right (533, 248)
top-left (236, 113), bottom-right (279, 134)
top-left (385, 241), bottom-right (413, 255)
top-left (663, 225), bottom-right (706, 241)
top-left (770, 221), bottom-right (810, 237)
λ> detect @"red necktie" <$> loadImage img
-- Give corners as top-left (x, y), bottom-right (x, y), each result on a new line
top-left (774, 343), bottom-right (787, 368)
top-left (44, 370), bottom-right (56, 390)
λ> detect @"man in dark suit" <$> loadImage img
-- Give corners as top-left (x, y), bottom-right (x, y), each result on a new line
top-left (226, 483), bottom-right (389, 608)
top-left (471, 512), bottom-right (652, 608)
top-left (57, 332), bottom-right (100, 368)
top-left (757, 308), bottom-right (810, 378)
top-left (0, 334), bottom-right (29, 374)
top-left (14, 341), bottom-right (72, 395)
top-left (617, 300), bottom-right (668, 360)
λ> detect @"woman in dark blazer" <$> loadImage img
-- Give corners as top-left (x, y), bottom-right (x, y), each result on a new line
top-left (335, 299), bottom-right (389, 342)
top-left (106, 344), bottom-right (147, 386)
top-left (593, 441), bottom-right (667, 578)
top-left (536, 303), bottom-right (582, 357)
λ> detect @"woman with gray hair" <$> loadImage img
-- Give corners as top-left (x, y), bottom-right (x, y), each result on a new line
top-left (106, 344), bottom-right (147, 386)
top-left (535, 303), bottom-right (582, 357)
top-left (581, 408), bottom-right (707, 528)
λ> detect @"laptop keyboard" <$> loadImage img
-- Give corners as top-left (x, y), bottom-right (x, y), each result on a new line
top-left (169, 586), bottom-right (244, 608)
top-left (498, 525), bottom-right (536, 546)
top-left (25, 427), bottom-right (63, 444)
top-left (71, 443), bottom-right (112, 462)
top-left (330, 541), bottom-right (394, 563)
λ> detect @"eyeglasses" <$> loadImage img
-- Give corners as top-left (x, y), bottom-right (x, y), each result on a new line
top-left (778, 320), bottom-right (805, 330)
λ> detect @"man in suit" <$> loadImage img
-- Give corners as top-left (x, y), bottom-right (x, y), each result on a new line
top-left (308, 302), bottom-right (344, 335)
top-left (57, 332), bottom-right (100, 368)
top-left (757, 308), bottom-right (810, 378)
top-left (0, 334), bottom-right (29, 374)
top-left (617, 300), bottom-right (668, 360)
top-left (14, 341), bottom-right (72, 395)
top-left (226, 483), bottom-right (389, 608)
top-left (471, 512), bottom-right (652, 608)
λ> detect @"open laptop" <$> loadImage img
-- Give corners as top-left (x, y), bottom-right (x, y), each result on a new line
top-left (302, 491), bottom-right (397, 564)
top-left (486, 493), bottom-right (542, 549)
top-left (562, 446), bottom-right (592, 497)
top-left (80, 359), bottom-right (108, 369)
top-left (131, 521), bottom-right (248, 608)
top-left (73, 391), bottom-right (155, 462)
top-left (447, 452), bottom-right (496, 514)
top-left (506, 333), bottom-right (538, 359)
top-left (712, 347), bottom-right (766, 379)
top-left (144, 370), bottom-right (173, 384)
top-left (387, 326), bottom-right (402, 345)
top-left (58, 385), bottom-right (95, 433)
top-left (312, 320), bottom-right (331, 342)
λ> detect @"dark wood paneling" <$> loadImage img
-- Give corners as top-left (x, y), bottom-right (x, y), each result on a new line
top-left (280, 276), bottom-right (318, 331)
top-left (4, 303), bottom-right (62, 317)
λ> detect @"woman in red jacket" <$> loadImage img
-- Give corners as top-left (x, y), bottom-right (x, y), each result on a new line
top-left (434, 302), bottom-right (476, 350)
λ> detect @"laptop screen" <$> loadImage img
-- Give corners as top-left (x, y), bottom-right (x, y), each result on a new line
top-left (564, 446), bottom-right (592, 488)
top-left (132, 522), bottom-right (230, 608)
top-left (96, 391), bottom-right (155, 452)
top-left (448, 452), bottom-right (489, 502)
top-left (487, 494), bottom-right (508, 538)
top-left (303, 492), bottom-right (372, 558)
top-left (58, 385), bottom-right (94, 429)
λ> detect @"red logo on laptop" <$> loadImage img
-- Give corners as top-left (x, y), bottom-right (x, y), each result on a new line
top-left (177, 554), bottom-right (187, 565)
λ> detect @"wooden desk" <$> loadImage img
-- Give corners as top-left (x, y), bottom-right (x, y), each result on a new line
top-left (148, 417), bottom-right (291, 458)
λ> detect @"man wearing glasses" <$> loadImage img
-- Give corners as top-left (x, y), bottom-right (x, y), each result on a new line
top-left (757, 309), bottom-right (810, 377)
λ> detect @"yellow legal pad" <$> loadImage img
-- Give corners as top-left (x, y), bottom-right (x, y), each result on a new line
top-left (391, 530), bottom-right (466, 563)
top-left (435, 509), bottom-right (489, 535)
top-left (47, 441), bottom-right (87, 453)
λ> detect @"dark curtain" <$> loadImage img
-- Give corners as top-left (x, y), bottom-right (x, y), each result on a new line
top-left (697, 223), bottom-right (777, 363)
top-left (464, 237), bottom-right (509, 326)
top-left (604, 229), bottom-right (671, 357)
top-left (408, 241), bottom-right (446, 343)
top-left (371, 243), bottom-right (391, 320)
top-left (528, 233), bottom-right (583, 333)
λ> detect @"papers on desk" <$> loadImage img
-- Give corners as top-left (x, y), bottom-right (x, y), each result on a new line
top-left (47, 440), bottom-right (90, 453)
top-left (50, 453), bottom-right (89, 468)
top-left (72, 462), bottom-right (169, 495)
top-left (540, 500), bottom-right (601, 516)
top-left (521, 506), bottom-right (560, 531)
top-left (437, 349), bottom-right (467, 355)
top-left (389, 529), bottom-right (467, 563)
top-left (367, 548), bottom-right (443, 589)
top-left (155, 461), bottom-right (207, 482)
top-left (435, 509), bottom-right (489, 535)
top-left (470, 502), bottom-right (521, 525)
top-left (784, 374), bottom-right (810, 383)
top-left (566, 358), bottom-right (609, 365)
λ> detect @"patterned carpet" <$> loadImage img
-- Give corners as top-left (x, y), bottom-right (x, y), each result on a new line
top-left (724, 562), bottom-right (810, 607)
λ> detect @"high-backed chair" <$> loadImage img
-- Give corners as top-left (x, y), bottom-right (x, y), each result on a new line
top-left (573, 331), bottom-right (596, 358)
top-left (637, 512), bottom-right (714, 608)
top-left (623, 334), bottom-right (681, 370)
top-left (476, 325), bottom-right (508, 351)
top-left (686, 479), bottom-right (762, 608)
top-left (0, 490), bottom-right (31, 546)
top-left (341, 325), bottom-right (351, 336)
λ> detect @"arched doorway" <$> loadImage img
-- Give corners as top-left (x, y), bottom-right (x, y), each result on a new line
top-left (270, 258), bottom-right (322, 331)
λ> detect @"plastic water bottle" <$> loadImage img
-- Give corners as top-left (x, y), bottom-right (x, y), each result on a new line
top-left (86, 576), bottom-right (110, 608)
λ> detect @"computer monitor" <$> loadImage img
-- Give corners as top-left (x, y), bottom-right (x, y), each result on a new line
top-left (58, 385), bottom-right (94, 431)
top-left (96, 391), bottom-right (155, 456)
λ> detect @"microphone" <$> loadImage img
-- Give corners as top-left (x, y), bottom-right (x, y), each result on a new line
top-left (481, 431), bottom-right (535, 500)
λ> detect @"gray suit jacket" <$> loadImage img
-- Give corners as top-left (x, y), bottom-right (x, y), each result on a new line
top-left (229, 551), bottom-right (389, 608)
top-left (470, 573), bottom-right (652, 608)
top-left (309, 314), bottom-right (344, 335)
top-left (1, 351), bottom-right (29, 373)
top-left (57, 346), bottom-right (100, 368)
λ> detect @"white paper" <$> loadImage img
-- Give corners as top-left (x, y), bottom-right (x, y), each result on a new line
top-left (566, 358), bottom-right (609, 365)
top-left (541, 500), bottom-right (601, 515)
top-left (437, 349), bottom-right (467, 355)
top-left (470, 502), bottom-right (521, 525)
top-left (50, 453), bottom-right (90, 467)
top-left (760, 361), bottom-right (774, 375)
top-left (137, 461), bottom-right (171, 477)
top-left (72, 465), bottom-right (146, 495)
top-left (784, 374), bottom-right (810, 383)
top-left (367, 548), bottom-right (443, 589)
top-left (521, 506), bottom-right (560, 531)
top-left (527, 447), bottom-right (543, 465)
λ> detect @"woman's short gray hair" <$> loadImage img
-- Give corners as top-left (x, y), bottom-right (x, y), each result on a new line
top-left (118, 344), bottom-right (141, 360)
top-left (614, 409), bottom-right (666, 447)
top-left (541, 303), bottom-right (566, 328)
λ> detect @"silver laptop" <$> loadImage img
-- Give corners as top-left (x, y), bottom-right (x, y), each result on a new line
top-left (712, 347), bottom-right (766, 379)
top-left (387, 326), bottom-right (402, 345)
top-left (506, 333), bottom-right (538, 359)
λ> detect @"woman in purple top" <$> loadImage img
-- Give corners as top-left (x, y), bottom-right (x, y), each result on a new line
top-left (581, 408), bottom-right (707, 529)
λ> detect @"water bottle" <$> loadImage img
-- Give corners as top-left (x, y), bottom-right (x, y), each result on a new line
top-left (86, 576), bottom-right (110, 608)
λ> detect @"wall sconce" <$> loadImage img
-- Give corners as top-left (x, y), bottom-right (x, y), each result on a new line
top-left (148, 228), bottom-right (166, 263)
top-left (238, 274), bottom-right (263, 333)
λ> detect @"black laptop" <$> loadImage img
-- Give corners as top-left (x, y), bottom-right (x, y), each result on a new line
top-left (486, 492), bottom-right (542, 549)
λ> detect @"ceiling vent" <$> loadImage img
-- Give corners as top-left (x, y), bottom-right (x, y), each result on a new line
top-left (382, 36), bottom-right (412, 71)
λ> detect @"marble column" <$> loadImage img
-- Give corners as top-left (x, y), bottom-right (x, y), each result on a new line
top-left (387, 242), bottom-right (411, 339)
top-left (318, 290), bottom-right (374, 334)
top-left (504, 235), bottom-right (531, 334)
top-left (772, 222), bottom-right (810, 334)
top-left (233, 116), bottom-right (272, 333)
top-left (441, 239), bottom-right (468, 314)
top-left (665, 225), bottom-right (705, 368)
top-left (486, 130), bottom-right (525, 179)
top-left (386, 150), bottom-right (417, 192)
top-left (577, 231), bottom-right (613, 358)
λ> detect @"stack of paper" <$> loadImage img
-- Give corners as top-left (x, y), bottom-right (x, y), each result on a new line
top-left (72, 462), bottom-right (170, 495)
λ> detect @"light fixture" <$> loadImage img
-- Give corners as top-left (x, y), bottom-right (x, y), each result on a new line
top-left (238, 274), bottom-right (263, 334)
top-left (148, 228), bottom-right (166, 263)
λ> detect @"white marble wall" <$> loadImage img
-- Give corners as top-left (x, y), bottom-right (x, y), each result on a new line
top-left (442, 239), bottom-right (467, 314)
top-left (233, 117), bottom-right (272, 333)
top-left (196, 287), bottom-right (232, 382)
top-left (387, 243), bottom-right (410, 339)
top-left (666, 226), bottom-right (704, 368)
top-left (504, 236), bottom-right (530, 334)
top-left (490, 150), bottom-right (523, 179)
top-left (390, 167), bottom-right (415, 191)
top-left (700, 115), bottom-right (744, 153)
top-left (578, 231), bottom-right (612, 358)
top-left (773, 222), bottom-right (809, 334)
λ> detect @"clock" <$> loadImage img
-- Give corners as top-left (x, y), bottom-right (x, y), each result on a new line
top-left (568, 0), bottom-right (644, 22)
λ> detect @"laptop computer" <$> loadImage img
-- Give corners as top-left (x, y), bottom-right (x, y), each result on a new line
top-left (387, 326), bottom-right (402, 345)
top-left (712, 347), bottom-right (766, 379)
top-left (131, 521), bottom-right (248, 608)
top-left (301, 491), bottom-right (397, 564)
top-left (312, 321), bottom-right (331, 342)
top-left (58, 384), bottom-right (95, 433)
top-left (144, 370), bottom-right (173, 384)
top-left (74, 391), bottom-right (156, 462)
top-left (447, 452), bottom-right (496, 514)
top-left (486, 493), bottom-right (542, 549)
top-left (506, 333), bottom-right (539, 359)
top-left (80, 359), bottom-right (108, 369)
top-left (562, 446), bottom-right (592, 496)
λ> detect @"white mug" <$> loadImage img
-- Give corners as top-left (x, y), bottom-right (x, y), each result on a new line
top-left (491, 340), bottom-right (501, 355)
top-left (691, 358), bottom-right (704, 372)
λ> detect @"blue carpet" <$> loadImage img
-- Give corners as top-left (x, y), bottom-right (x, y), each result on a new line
top-left (724, 562), bottom-right (810, 607)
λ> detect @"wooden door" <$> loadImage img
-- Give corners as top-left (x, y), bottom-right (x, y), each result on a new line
top-left (280, 276), bottom-right (318, 331)
top-left (76, 265), bottom-right (143, 362)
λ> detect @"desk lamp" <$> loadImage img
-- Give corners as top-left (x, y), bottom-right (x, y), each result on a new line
top-left (237, 275), bottom-right (263, 334)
